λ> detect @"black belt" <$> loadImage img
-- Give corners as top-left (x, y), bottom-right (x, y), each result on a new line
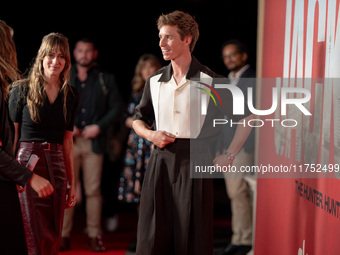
top-left (19, 142), bottom-right (63, 151)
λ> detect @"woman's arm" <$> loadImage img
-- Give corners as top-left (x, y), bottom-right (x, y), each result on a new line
top-left (11, 122), bottom-right (54, 197)
top-left (63, 130), bottom-right (76, 208)
top-left (13, 123), bottom-right (20, 154)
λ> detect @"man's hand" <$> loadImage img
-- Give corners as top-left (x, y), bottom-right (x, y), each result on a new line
top-left (213, 154), bottom-right (234, 169)
top-left (73, 126), bottom-right (82, 137)
top-left (132, 120), bottom-right (176, 148)
top-left (29, 173), bottom-right (54, 197)
top-left (149, 130), bottom-right (176, 148)
top-left (82, 124), bottom-right (101, 139)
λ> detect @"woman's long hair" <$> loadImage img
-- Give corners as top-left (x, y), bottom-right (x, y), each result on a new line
top-left (0, 20), bottom-right (20, 99)
top-left (131, 54), bottom-right (162, 92)
top-left (25, 32), bottom-right (71, 122)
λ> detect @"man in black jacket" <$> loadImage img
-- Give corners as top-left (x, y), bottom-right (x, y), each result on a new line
top-left (61, 38), bottom-right (121, 252)
top-left (216, 40), bottom-right (255, 255)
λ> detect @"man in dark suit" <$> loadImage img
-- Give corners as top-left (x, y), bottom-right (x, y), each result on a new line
top-left (60, 38), bottom-right (121, 252)
top-left (216, 40), bottom-right (255, 255)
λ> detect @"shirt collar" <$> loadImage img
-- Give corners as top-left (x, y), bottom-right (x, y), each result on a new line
top-left (158, 56), bottom-right (202, 82)
top-left (228, 64), bottom-right (250, 79)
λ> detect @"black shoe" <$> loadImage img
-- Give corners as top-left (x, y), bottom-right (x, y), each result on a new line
top-left (88, 235), bottom-right (106, 252)
top-left (127, 235), bottom-right (137, 252)
top-left (215, 244), bottom-right (252, 255)
top-left (59, 237), bottom-right (70, 251)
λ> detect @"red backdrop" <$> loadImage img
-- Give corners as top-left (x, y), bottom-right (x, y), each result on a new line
top-left (255, 0), bottom-right (340, 254)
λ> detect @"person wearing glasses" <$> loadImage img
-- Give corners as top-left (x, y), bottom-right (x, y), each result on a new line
top-left (216, 39), bottom-right (256, 255)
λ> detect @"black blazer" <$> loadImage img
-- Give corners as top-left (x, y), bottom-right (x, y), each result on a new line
top-left (70, 65), bottom-right (122, 154)
top-left (0, 88), bottom-right (32, 186)
top-left (223, 67), bottom-right (256, 152)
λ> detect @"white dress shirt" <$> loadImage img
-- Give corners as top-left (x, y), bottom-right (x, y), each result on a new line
top-left (157, 75), bottom-right (191, 138)
top-left (228, 64), bottom-right (250, 85)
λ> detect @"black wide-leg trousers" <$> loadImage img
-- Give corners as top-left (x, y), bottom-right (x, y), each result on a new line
top-left (136, 139), bottom-right (213, 255)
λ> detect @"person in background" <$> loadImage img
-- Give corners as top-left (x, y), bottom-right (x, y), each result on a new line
top-left (118, 53), bottom-right (161, 252)
top-left (9, 32), bottom-right (78, 255)
top-left (215, 39), bottom-right (255, 255)
top-left (118, 53), bottom-right (161, 206)
top-left (60, 37), bottom-right (121, 252)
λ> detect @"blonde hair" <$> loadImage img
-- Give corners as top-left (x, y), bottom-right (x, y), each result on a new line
top-left (0, 20), bottom-right (20, 99)
top-left (131, 54), bottom-right (161, 92)
top-left (25, 32), bottom-right (71, 122)
top-left (157, 10), bottom-right (199, 53)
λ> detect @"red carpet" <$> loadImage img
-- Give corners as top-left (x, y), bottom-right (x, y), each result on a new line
top-left (59, 209), bottom-right (137, 255)
top-left (59, 231), bottom-right (134, 255)
top-left (58, 180), bottom-right (232, 254)
top-left (57, 212), bottom-right (231, 255)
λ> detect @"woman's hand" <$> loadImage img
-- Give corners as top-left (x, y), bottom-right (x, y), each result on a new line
top-left (29, 173), bottom-right (54, 197)
top-left (65, 184), bottom-right (77, 209)
top-left (63, 130), bottom-right (76, 209)
top-left (213, 154), bottom-right (234, 170)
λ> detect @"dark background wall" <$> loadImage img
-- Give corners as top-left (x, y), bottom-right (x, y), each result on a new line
top-left (1, 0), bottom-right (258, 101)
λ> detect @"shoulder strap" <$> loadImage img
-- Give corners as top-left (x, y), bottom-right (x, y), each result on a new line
top-left (98, 72), bottom-right (108, 96)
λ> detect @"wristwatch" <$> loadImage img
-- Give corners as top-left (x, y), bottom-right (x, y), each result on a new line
top-left (225, 151), bottom-right (236, 161)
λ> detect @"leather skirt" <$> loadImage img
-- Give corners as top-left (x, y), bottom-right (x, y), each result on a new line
top-left (17, 142), bottom-right (68, 255)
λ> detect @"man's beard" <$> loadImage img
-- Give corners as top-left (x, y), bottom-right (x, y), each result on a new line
top-left (77, 59), bottom-right (95, 67)
top-left (228, 63), bottom-right (242, 72)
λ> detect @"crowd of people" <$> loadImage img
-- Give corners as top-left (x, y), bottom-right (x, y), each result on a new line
top-left (0, 10), bottom-right (255, 255)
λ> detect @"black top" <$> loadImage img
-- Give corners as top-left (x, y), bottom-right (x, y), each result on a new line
top-left (69, 65), bottom-right (122, 154)
top-left (0, 87), bottom-right (33, 186)
top-left (74, 67), bottom-right (96, 129)
top-left (9, 82), bottom-right (79, 145)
